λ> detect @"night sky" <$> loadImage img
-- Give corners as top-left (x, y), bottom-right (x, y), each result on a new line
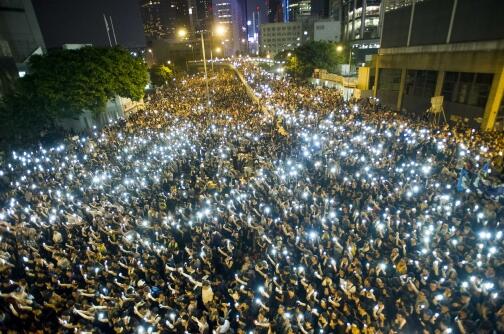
top-left (31, 0), bottom-right (146, 50)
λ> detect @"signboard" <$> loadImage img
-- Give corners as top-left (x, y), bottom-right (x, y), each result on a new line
top-left (430, 96), bottom-right (444, 113)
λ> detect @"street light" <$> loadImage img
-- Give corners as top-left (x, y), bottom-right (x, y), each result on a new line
top-left (177, 27), bottom-right (210, 107)
top-left (188, 44), bottom-right (195, 61)
top-left (336, 44), bottom-right (353, 100)
top-left (208, 24), bottom-right (227, 71)
top-left (177, 28), bottom-right (188, 39)
top-left (215, 24), bottom-right (226, 37)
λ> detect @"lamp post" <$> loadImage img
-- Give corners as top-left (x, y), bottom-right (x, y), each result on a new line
top-left (177, 25), bottom-right (226, 108)
top-left (211, 25), bottom-right (227, 72)
top-left (336, 44), bottom-right (353, 101)
top-left (177, 28), bottom-right (210, 107)
top-left (200, 31), bottom-right (211, 107)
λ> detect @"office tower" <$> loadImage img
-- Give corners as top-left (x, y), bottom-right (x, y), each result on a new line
top-left (162, 0), bottom-right (190, 38)
top-left (341, 0), bottom-right (382, 63)
top-left (212, 0), bottom-right (244, 55)
top-left (195, 0), bottom-right (213, 32)
top-left (268, 0), bottom-right (283, 22)
top-left (139, 0), bottom-right (163, 39)
top-left (287, 0), bottom-right (312, 21)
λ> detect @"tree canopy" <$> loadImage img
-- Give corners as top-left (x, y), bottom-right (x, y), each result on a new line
top-left (0, 47), bottom-right (148, 145)
top-left (278, 41), bottom-right (346, 80)
top-left (149, 64), bottom-right (173, 87)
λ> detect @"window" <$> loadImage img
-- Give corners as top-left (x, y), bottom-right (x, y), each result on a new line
top-left (442, 72), bottom-right (493, 107)
top-left (378, 69), bottom-right (402, 92)
top-left (405, 70), bottom-right (436, 98)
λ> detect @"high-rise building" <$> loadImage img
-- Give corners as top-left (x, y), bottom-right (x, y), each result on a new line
top-left (311, 0), bottom-right (330, 18)
top-left (268, 0), bottom-right (283, 23)
top-left (161, 0), bottom-right (190, 38)
top-left (329, 0), bottom-right (342, 21)
top-left (342, 0), bottom-right (382, 64)
top-left (212, 0), bottom-right (244, 56)
top-left (0, 0), bottom-right (45, 63)
top-left (373, 0), bottom-right (504, 130)
top-left (195, 0), bottom-right (213, 32)
top-left (139, 0), bottom-right (191, 40)
top-left (245, 1), bottom-right (267, 55)
top-left (342, 0), bottom-right (381, 41)
top-left (139, 0), bottom-right (163, 39)
top-left (0, 40), bottom-right (19, 99)
top-left (287, 0), bottom-right (312, 21)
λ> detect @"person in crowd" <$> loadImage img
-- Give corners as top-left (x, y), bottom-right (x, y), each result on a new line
top-left (0, 63), bottom-right (503, 333)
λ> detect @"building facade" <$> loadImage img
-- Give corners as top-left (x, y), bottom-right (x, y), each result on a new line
top-left (268, 0), bottom-right (283, 23)
top-left (287, 0), bottom-right (312, 21)
top-left (163, 0), bottom-right (190, 38)
top-left (0, 40), bottom-right (18, 99)
top-left (195, 0), bottom-right (213, 32)
top-left (139, 0), bottom-right (163, 39)
top-left (0, 0), bottom-right (45, 63)
top-left (268, 0), bottom-right (326, 23)
top-left (329, 0), bottom-right (343, 21)
top-left (374, 0), bottom-right (504, 130)
top-left (260, 21), bottom-right (303, 55)
top-left (140, 0), bottom-right (190, 40)
top-left (260, 16), bottom-right (339, 56)
top-left (342, 0), bottom-right (382, 63)
top-left (212, 0), bottom-right (244, 56)
top-left (313, 20), bottom-right (341, 43)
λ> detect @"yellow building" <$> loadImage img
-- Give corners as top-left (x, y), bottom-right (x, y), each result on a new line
top-left (372, 0), bottom-right (504, 131)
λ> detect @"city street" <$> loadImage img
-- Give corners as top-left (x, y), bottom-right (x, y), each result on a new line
top-left (0, 62), bottom-right (503, 333)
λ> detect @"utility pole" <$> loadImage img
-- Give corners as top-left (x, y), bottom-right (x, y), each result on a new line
top-left (110, 16), bottom-right (118, 45)
top-left (200, 31), bottom-right (211, 107)
top-left (103, 14), bottom-right (112, 47)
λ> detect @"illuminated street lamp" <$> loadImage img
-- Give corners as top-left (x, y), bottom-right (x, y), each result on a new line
top-left (215, 24), bottom-right (226, 37)
top-left (177, 28), bottom-right (188, 39)
top-left (177, 27), bottom-right (210, 107)
top-left (336, 44), bottom-right (353, 100)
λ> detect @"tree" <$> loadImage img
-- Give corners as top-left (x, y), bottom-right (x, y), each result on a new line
top-left (0, 47), bottom-right (148, 145)
top-left (284, 41), bottom-right (345, 80)
top-left (150, 64), bottom-right (173, 86)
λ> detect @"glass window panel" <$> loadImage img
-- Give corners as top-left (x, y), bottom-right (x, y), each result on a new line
top-left (442, 72), bottom-right (458, 102)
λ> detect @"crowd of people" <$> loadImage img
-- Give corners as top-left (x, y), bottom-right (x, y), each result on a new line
top-left (0, 62), bottom-right (503, 334)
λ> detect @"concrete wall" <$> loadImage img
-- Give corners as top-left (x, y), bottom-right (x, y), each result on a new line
top-left (374, 46), bottom-right (504, 129)
top-left (377, 49), bottom-right (504, 74)
top-left (56, 96), bottom-right (143, 133)
top-left (381, 0), bottom-right (504, 48)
